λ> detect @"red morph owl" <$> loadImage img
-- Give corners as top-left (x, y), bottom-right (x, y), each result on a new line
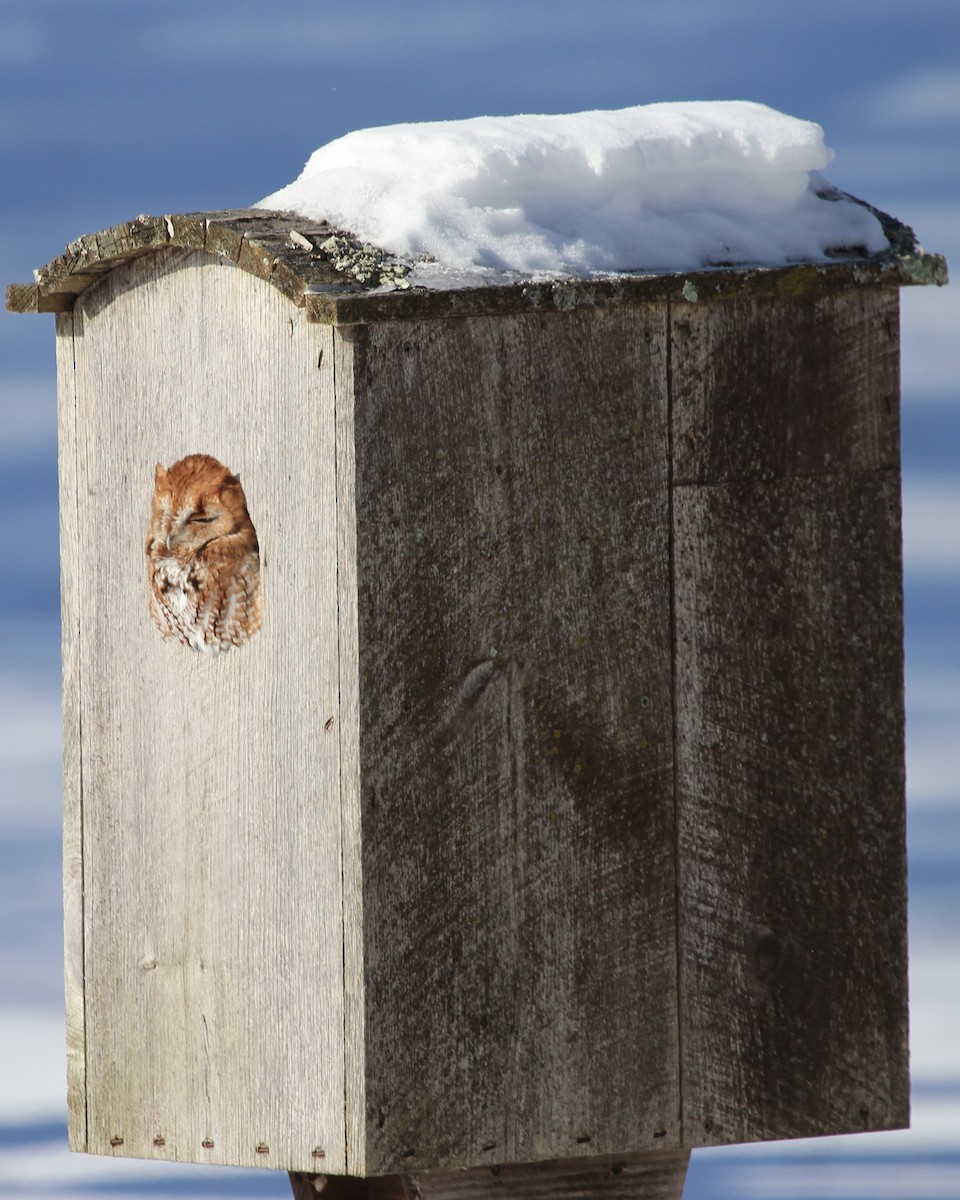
top-left (146, 454), bottom-right (261, 653)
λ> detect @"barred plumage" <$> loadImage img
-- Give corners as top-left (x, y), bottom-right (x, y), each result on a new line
top-left (146, 454), bottom-right (261, 653)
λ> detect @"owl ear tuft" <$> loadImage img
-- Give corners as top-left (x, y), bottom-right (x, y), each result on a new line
top-left (155, 463), bottom-right (167, 481)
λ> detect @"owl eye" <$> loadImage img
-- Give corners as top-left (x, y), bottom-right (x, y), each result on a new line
top-left (189, 513), bottom-right (216, 524)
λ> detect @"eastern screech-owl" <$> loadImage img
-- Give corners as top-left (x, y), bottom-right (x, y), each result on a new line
top-left (146, 454), bottom-right (261, 653)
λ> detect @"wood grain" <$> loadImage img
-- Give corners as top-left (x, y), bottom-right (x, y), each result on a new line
top-left (346, 308), bottom-right (679, 1173)
top-left (7, 208), bottom-right (947, 322)
top-left (67, 249), bottom-right (347, 1171)
top-left (49, 237), bottom-right (912, 1180)
top-left (333, 328), bottom-right (367, 1175)
top-left (670, 289), bottom-right (901, 483)
top-left (290, 1150), bottom-right (690, 1200)
top-left (671, 288), bottom-right (909, 1144)
top-left (57, 311), bottom-right (87, 1150)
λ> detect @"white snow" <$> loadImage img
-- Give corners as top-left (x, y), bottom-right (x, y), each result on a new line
top-left (258, 101), bottom-right (890, 285)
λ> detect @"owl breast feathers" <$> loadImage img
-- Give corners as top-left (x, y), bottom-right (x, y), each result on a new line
top-left (146, 454), bottom-right (261, 653)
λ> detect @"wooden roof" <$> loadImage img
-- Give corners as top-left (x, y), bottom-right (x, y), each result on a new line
top-left (5, 205), bottom-right (948, 326)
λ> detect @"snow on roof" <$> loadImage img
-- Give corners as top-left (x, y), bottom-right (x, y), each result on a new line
top-left (257, 101), bottom-right (889, 286)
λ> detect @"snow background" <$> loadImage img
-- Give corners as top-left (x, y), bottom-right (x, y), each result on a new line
top-left (0, 2), bottom-right (956, 1197)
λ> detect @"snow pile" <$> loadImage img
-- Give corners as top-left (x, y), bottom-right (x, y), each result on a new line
top-left (258, 101), bottom-right (889, 285)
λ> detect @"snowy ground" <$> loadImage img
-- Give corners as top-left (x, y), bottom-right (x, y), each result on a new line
top-left (1, 3), bottom-right (957, 1198)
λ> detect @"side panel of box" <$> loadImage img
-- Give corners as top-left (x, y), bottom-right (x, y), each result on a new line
top-left (57, 311), bottom-right (87, 1151)
top-left (672, 288), bottom-right (909, 1143)
top-left (332, 327), bottom-right (366, 1175)
top-left (67, 250), bottom-right (347, 1171)
top-left (347, 308), bottom-right (679, 1172)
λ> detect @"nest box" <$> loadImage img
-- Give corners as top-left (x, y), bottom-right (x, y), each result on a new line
top-left (7, 209), bottom-right (947, 1200)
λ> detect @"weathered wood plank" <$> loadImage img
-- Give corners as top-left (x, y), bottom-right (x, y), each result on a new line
top-left (5, 282), bottom-right (40, 312)
top-left (238, 239), bottom-right (343, 305)
top-left (94, 217), bottom-right (171, 262)
top-left (670, 289), bottom-right (901, 482)
top-left (303, 256), bottom-right (945, 326)
top-left (349, 308), bottom-right (679, 1173)
top-left (291, 1150), bottom-right (690, 1200)
top-left (40, 223), bottom-right (915, 1179)
top-left (8, 212), bottom-right (343, 314)
top-left (69, 250), bottom-right (347, 1171)
top-left (333, 328), bottom-right (367, 1176)
top-left (9, 208), bottom-right (947, 320)
top-left (671, 288), bottom-right (909, 1145)
top-left (35, 233), bottom-right (104, 291)
top-left (202, 220), bottom-right (246, 263)
top-left (57, 311), bottom-right (87, 1151)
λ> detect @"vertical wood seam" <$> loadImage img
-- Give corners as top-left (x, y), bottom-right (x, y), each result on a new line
top-left (665, 300), bottom-right (685, 1148)
top-left (333, 328), bottom-right (364, 1174)
top-left (76, 310), bottom-right (89, 1155)
top-left (332, 331), bottom-right (350, 1174)
top-left (73, 310), bottom-right (89, 1156)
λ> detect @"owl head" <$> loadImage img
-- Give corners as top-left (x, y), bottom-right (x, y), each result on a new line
top-left (150, 454), bottom-right (254, 556)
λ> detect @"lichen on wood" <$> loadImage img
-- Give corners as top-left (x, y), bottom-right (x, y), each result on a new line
top-left (5, 202), bottom-right (948, 323)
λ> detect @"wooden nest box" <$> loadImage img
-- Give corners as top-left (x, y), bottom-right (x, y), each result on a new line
top-left (7, 210), bottom-right (947, 1200)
